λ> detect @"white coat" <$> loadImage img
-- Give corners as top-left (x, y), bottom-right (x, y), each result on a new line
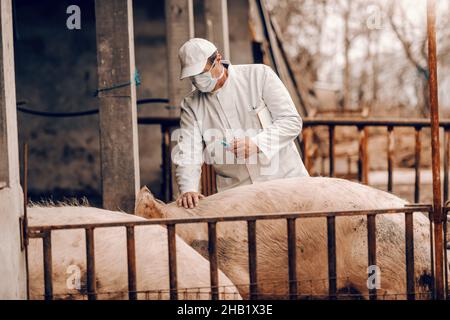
top-left (174, 62), bottom-right (309, 194)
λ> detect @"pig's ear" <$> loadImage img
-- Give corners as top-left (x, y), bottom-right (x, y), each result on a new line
top-left (135, 186), bottom-right (165, 219)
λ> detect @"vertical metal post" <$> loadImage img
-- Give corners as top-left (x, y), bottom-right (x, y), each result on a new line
top-left (287, 218), bottom-right (298, 300)
top-left (444, 129), bottom-right (449, 202)
top-left (427, 0), bottom-right (445, 300)
top-left (167, 224), bottom-right (178, 300)
top-left (208, 222), bottom-right (219, 300)
top-left (358, 126), bottom-right (368, 183)
top-left (161, 126), bottom-right (172, 202)
top-left (302, 128), bottom-right (310, 172)
top-left (405, 212), bottom-right (415, 300)
top-left (327, 216), bottom-right (337, 299)
top-left (247, 220), bottom-right (258, 300)
top-left (85, 228), bottom-right (97, 300)
top-left (415, 128), bottom-right (422, 203)
top-left (329, 126), bottom-right (335, 177)
top-left (126, 226), bottom-right (137, 300)
top-left (387, 126), bottom-right (394, 192)
top-left (367, 214), bottom-right (377, 300)
top-left (42, 231), bottom-right (53, 300)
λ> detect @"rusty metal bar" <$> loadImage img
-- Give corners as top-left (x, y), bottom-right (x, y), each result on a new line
top-left (387, 126), bottom-right (394, 192)
top-left (28, 206), bottom-right (431, 232)
top-left (162, 126), bottom-right (172, 203)
top-left (167, 224), bottom-right (178, 300)
top-left (329, 125), bottom-right (335, 177)
top-left (301, 118), bottom-right (450, 128)
top-left (302, 128), bottom-right (310, 171)
top-left (139, 116), bottom-right (450, 128)
top-left (444, 209), bottom-right (449, 298)
top-left (247, 220), bottom-right (258, 300)
top-left (427, 0), bottom-right (445, 300)
top-left (444, 129), bottom-right (449, 202)
top-left (286, 218), bottom-right (297, 300)
top-left (405, 212), bottom-right (415, 300)
top-left (327, 216), bottom-right (337, 299)
top-left (42, 231), bottom-right (53, 300)
top-left (367, 214), bottom-right (377, 300)
top-left (85, 228), bottom-right (97, 300)
top-left (358, 126), bottom-right (368, 183)
top-left (126, 226), bottom-right (137, 300)
top-left (208, 222), bottom-right (219, 300)
top-left (415, 128), bottom-right (422, 203)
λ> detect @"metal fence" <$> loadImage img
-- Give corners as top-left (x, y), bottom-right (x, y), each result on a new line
top-left (300, 118), bottom-right (450, 203)
top-left (138, 117), bottom-right (450, 203)
top-left (28, 204), bottom-right (443, 300)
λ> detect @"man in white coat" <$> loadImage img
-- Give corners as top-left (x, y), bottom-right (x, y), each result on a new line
top-left (174, 38), bottom-right (309, 209)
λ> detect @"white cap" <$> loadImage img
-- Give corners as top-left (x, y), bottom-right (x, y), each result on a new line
top-left (178, 38), bottom-right (217, 80)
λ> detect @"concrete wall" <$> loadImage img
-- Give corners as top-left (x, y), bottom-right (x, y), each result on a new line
top-left (0, 186), bottom-right (26, 299)
top-left (0, 0), bottom-right (27, 299)
top-left (15, 0), bottom-right (252, 204)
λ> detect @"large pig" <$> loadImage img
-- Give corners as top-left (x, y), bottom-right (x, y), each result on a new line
top-left (28, 205), bottom-right (242, 300)
top-left (135, 177), bottom-right (434, 300)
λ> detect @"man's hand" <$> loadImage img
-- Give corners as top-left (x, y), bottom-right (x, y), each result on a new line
top-left (176, 192), bottom-right (205, 209)
top-left (231, 137), bottom-right (259, 159)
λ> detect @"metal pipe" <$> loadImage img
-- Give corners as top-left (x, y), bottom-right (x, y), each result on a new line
top-left (126, 226), bottom-right (137, 300)
top-left (405, 212), bottom-right (415, 300)
top-left (85, 228), bottom-right (97, 300)
top-left (427, 0), bottom-right (445, 300)
top-left (327, 216), bottom-right (337, 300)
top-left (367, 214), bottom-right (377, 300)
top-left (167, 224), bottom-right (178, 300)
top-left (43, 231), bottom-right (53, 300)
top-left (247, 220), bottom-right (258, 300)
top-left (444, 129), bottom-right (449, 202)
top-left (208, 222), bottom-right (219, 300)
top-left (415, 128), bottom-right (422, 203)
top-left (387, 126), bottom-right (394, 192)
top-left (329, 126), bottom-right (335, 177)
top-left (287, 218), bottom-right (298, 300)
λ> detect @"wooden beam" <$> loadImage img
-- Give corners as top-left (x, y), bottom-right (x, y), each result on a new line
top-left (204, 0), bottom-right (230, 60)
top-left (95, 0), bottom-right (140, 213)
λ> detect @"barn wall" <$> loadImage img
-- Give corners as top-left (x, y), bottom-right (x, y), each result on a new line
top-left (14, 0), bottom-right (252, 205)
top-left (0, 186), bottom-right (26, 299)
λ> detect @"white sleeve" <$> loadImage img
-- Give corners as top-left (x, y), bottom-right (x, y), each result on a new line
top-left (173, 99), bottom-right (204, 194)
top-left (250, 66), bottom-right (302, 160)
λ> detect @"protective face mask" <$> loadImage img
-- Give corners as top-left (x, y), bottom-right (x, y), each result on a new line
top-left (192, 61), bottom-right (225, 93)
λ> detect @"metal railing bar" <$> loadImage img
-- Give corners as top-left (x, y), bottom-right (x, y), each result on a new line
top-left (287, 218), bottom-right (298, 300)
top-left (208, 222), bottom-right (219, 300)
top-left (405, 212), bottom-right (415, 300)
top-left (85, 228), bottom-right (97, 300)
top-left (167, 224), bottom-right (178, 300)
top-left (126, 226), bottom-right (137, 300)
top-left (28, 206), bottom-right (432, 232)
top-left (247, 220), bottom-right (258, 300)
top-left (42, 231), bottom-right (53, 300)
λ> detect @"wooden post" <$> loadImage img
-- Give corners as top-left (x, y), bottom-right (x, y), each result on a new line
top-left (95, 0), bottom-right (140, 213)
top-left (0, 0), bottom-right (27, 300)
top-left (204, 0), bottom-right (230, 60)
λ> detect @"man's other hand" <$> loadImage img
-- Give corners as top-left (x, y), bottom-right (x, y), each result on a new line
top-left (176, 192), bottom-right (205, 209)
top-left (231, 137), bottom-right (259, 159)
